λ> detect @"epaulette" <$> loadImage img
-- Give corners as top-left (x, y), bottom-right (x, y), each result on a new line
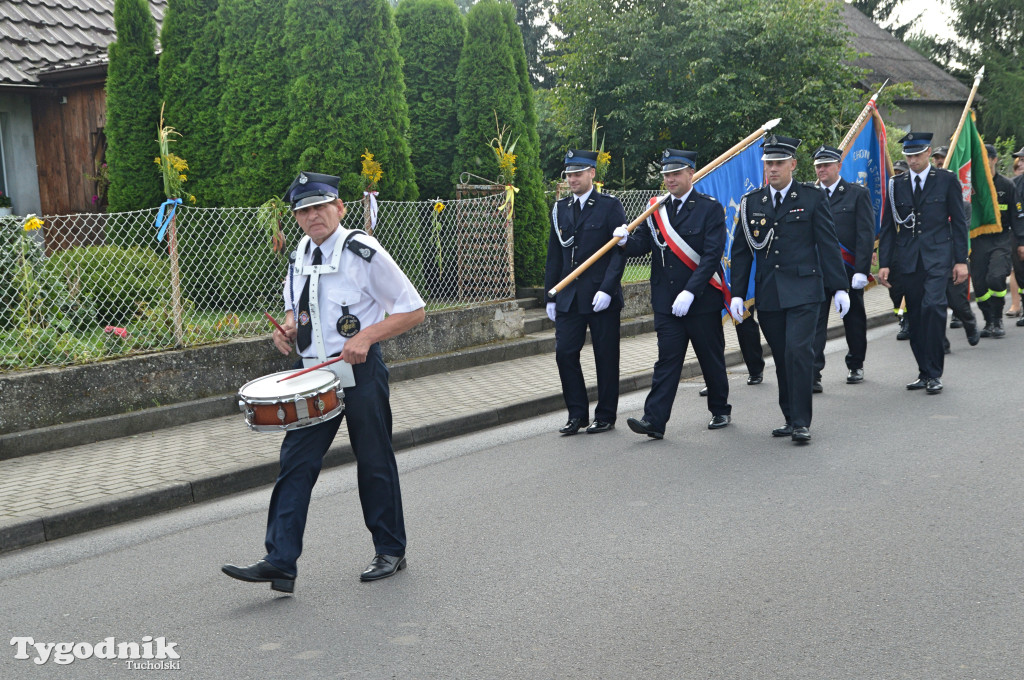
top-left (344, 231), bottom-right (376, 262)
top-left (741, 186), bottom-right (763, 199)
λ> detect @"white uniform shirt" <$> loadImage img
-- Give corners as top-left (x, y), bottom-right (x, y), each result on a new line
top-left (284, 226), bottom-right (425, 359)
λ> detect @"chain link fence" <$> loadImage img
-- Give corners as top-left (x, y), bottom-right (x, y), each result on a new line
top-left (0, 192), bottom-right (515, 371)
top-left (605, 189), bottom-right (657, 282)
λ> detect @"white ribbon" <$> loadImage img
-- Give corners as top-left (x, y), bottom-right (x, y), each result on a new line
top-left (363, 191), bottom-right (379, 231)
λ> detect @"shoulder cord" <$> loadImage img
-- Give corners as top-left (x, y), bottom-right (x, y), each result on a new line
top-left (551, 201), bottom-right (574, 247)
top-left (739, 195), bottom-right (774, 251)
top-left (887, 177), bottom-right (916, 230)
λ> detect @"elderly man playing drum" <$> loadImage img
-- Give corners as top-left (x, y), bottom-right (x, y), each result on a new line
top-left (223, 172), bottom-right (425, 593)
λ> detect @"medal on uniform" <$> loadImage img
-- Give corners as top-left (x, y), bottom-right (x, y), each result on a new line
top-left (336, 305), bottom-right (360, 338)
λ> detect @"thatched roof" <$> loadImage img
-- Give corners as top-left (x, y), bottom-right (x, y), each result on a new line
top-left (840, 1), bottom-right (971, 104)
top-left (0, 0), bottom-right (166, 87)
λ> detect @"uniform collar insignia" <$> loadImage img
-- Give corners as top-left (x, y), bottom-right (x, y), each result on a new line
top-left (761, 195), bottom-right (768, 204)
top-left (789, 191), bottom-right (797, 199)
top-left (838, 185), bottom-right (845, 192)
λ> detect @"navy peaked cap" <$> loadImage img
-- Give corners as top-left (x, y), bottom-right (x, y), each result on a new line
top-left (660, 148), bottom-right (697, 173)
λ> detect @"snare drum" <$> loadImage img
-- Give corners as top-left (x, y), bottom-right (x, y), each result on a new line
top-left (238, 369), bottom-right (344, 432)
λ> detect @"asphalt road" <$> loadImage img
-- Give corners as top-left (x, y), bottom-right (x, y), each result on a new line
top-left (2, 321), bottom-right (1022, 679)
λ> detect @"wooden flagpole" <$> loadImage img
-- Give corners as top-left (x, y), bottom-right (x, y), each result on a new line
top-left (942, 66), bottom-right (985, 170)
top-left (547, 118), bottom-right (782, 298)
top-left (838, 80), bottom-right (888, 160)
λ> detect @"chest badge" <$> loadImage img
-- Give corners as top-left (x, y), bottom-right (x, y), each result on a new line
top-left (337, 313), bottom-right (361, 338)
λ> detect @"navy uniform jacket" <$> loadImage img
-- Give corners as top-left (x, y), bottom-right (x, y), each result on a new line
top-left (992, 172), bottom-right (1024, 243)
top-left (544, 191), bottom-right (628, 314)
top-left (623, 191), bottom-right (727, 316)
top-left (879, 167), bottom-right (968, 274)
top-left (731, 181), bottom-right (848, 312)
top-left (827, 178), bottom-right (876, 277)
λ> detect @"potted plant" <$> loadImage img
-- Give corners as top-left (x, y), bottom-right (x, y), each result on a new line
top-left (0, 190), bottom-right (12, 217)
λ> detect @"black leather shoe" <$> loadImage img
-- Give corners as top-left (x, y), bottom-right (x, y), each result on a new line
top-left (791, 426), bottom-right (811, 443)
top-left (812, 379), bottom-right (823, 394)
top-left (965, 323), bottom-right (980, 346)
top-left (221, 560), bottom-right (296, 593)
top-left (559, 418), bottom-right (588, 435)
top-left (586, 420), bottom-right (614, 434)
top-left (747, 373), bottom-right (763, 385)
top-left (360, 554), bottom-right (406, 582)
top-left (846, 368), bottom-right (864, 384)
top-left (896, 316), bottom-right (910, 340)
top-left (925, 378), bottom-right (943, 394)
top-left (708, 414), bottom-right (731, 430)
top-left (1018, 316), bottom-right (1024, 327)
top-left (771, 423), bottom-right (793, 437)
top-left (991, 319), bottom-right (1005, 338)
top-left (626, 417), bottom-right (663, 439)
top-left (699, 385), bottom-right (709, 397)
top-left (980, 322), bottom-right (993, 338)
top-left (950, 317), bottom-right (963, 329)
top-left (906, 378), bottom-right (927, 390)
top-left (943, 338), bottom-right (951, 354)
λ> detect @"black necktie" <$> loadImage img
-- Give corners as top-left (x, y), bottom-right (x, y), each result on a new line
top-left (827, 187), bottom-right (833, 199)
top-left (572, 198), bottom-right (581, 223)
top-left (914, 175), bottom-right (923, 201)
top-left (672, 197), bottom-right (682, 213)
top-left (774, 191), bottom-right (783, 211)
top-left (296, 247), bottom-right (322, 352)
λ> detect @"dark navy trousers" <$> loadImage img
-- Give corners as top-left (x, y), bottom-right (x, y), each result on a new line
top-left (555, 306), bottom-right (620, 423)
top-left (904, 266), bottom-right (950, 380)
top-left (758, 303), bottom-right (819, 428)
top-left (264, 344), bottom-right (405, 574)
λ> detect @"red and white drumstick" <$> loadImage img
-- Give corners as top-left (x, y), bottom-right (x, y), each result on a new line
top-left (277, 355), bottom-right (345, 383)
top-left (264, 312), bottom-right (287, 335)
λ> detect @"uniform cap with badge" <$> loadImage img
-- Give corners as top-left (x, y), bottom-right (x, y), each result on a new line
top-left (812, 145), bottom-right (843, 165)
top-left (660, 148), bottom-right (697, 173)
top-left (760, 134), bottom-right (802, 161)
top-left (284, 171), bottom-right (342, 210)
top-left (563, 149), bottom-right (599, 174)
top-left (899, 132), bottom-right (933, 157)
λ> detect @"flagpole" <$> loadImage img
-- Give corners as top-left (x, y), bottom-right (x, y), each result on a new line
top-left (547, 118), bottom-right (781, 298)
top-left (838, 80), bottom-right (888, 160)
top-left (942, 66), bottom-right (985, 170)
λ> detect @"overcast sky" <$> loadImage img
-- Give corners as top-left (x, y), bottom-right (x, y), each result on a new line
top-left (887, 0), bottom-right (959, 42)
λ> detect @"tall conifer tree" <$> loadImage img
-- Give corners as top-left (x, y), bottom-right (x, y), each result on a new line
top-left (105, 0), bottom-right (163, 223)
top-left (158, 0), bottom-right (222, 206)
top-left (395, 0), bottom-right (464, 200)
top-left (217, 0), bottom-right (291, 206)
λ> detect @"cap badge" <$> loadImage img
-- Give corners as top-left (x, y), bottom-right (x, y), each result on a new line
top-left (567, 150), bottom-right (574, 158)
top-left (663, 150), bottom-right (670, 158)
top-left (298, 174), bottom-right (308, 185)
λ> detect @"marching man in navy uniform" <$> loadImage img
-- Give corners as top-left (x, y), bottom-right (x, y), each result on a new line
top-left (878, 132), bottom-right (969, 394)
top-left (223, 171), bottom-right (425, 593)
top-left (611, 148), bottom-right (732, 438)
top-left (545, 150), bottom-right (628, 435)
top-left (810, 145), bottom-right (877, 389)
top-left (730, 135), bottom-right (849, 443)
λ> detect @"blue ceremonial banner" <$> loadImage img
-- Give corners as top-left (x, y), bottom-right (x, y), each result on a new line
top-left (839, 108), bottom-right (888, 236)
top-left (695, 139), bottom-right (764, 305)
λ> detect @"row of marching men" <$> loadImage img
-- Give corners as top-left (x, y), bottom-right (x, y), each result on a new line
top-left (544, 133), bottom-right (1024, 445)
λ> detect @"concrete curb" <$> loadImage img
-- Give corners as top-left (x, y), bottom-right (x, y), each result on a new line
top-left (0, 310), bottom-right (896, 555)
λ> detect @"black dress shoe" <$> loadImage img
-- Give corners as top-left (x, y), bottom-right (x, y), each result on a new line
top-left (626, 417), bottom-right (663, 439)
top-left (360, 554), bottom-right (406, 582)
top-left (925, 378), bottom-right (943, 394)
top-left (747, 373), bottom-right (763, 385)
top-left (708, 414), bottom-right (731, 430)
top-left (791, 426), bottom-right (811, 443)
top-left (1018, 316), bottom-right (1024, 327)
top-left (846, 368), bottom-right (864, 384)
top-left (699, 385), bottom-right (709, 397)
top-left (586, 420), bottom-right (614, 434)
top-left (950, 317), bottom-right (963, 329)
top-left (222, 560), bottom-right (296, 593)
top-left (896, 316), bottom-right (910, 340)
top-left (812, 379), bottom-right (823, 394)
top-left (965, 323), bottom-right (980, 346)
top-left (771, 423), bottom-right (793, 437)
top-left (906, 378), bottom-right (927, 390)
top-left (559, 418), bottom-right (588, 435)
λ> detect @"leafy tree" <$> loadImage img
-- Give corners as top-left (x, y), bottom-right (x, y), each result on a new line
top-left (551, 0), bottom-right (866, 185)
top-left (512, 0), bottom-right (556, 88)
top-left (217, 0), bottom-right (292, 207)
top-left (158, 0), bottom-right (223, 206)
top-left (395, 0), bottom-right (465, 200)
top-left (849, 0), bottom-right (916, 40)
top-left (105, 0), bottom-right (163, 223)
top-left (454, 0), bottom-right (546, 285)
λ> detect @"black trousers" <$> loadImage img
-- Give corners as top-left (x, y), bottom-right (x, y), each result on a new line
top-left (643, 311), bottom-right (730, 431)
top-left (970, 234), bottom-right (1012, 318)
top-left (555, 306), bottom-right (620, 423)
top-left (904, 265), bottom-right (950, 380)
top-left (734, 313), bottom-right (766, 376)
top-left (946, 277), bottom-right (975, 325)
top-left (264, 344), bottom-right (405, 574)
top-left (887, 267), bottom-right (906, 312)
top-left (758, 303), bottom-right (819, 428)
top-left (813, 285), bottom-right (866, 378)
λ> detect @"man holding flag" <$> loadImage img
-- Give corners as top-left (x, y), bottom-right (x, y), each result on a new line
top-left (810, 144), bottom-right (876, 388)
top-left (878, 132), bottom-right (969, 394)
top-left (613, 148), bottom-right (733, 438)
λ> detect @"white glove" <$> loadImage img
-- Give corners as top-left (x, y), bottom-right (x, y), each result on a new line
top-left (612, 225), bottom-right (629, 246)
top-left (546, 302), bottom-right (557, 322)
top-left (592, 291), bottom-right (611, 312)
top-left (851, 273), bottom-right (868, 290)
top-left (729, 297), bottom-right (746, 323)
top-left (672, 290), bottom-right (695, 317)
top-left (834, 290), bottom-right (851, 318)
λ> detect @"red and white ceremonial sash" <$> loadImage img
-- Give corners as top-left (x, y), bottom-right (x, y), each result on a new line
top-left (648, 195), bottom-right (732, 312)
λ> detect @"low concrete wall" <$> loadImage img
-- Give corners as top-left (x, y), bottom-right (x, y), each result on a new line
top-left (0, 300), bottom-right (525, 436)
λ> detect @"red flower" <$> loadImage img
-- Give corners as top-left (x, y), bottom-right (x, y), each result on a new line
top-left (103, 326), bottom-right (128, 339)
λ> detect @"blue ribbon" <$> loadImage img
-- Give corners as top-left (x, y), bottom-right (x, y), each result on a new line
top-left (155, 198), bottom-right (182, 241)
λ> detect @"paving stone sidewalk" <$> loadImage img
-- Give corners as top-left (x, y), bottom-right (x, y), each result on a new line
top-left (0, 286), bottom-right (897, 553)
